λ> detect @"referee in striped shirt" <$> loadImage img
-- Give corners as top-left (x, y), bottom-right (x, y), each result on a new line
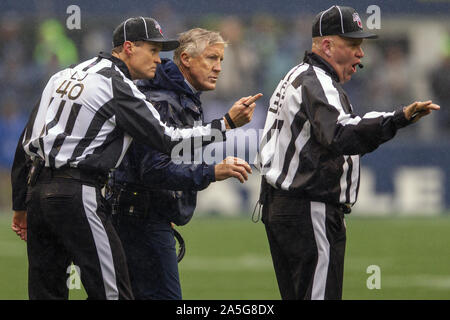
top-left (10, 17), bottom-right (258, 300)
top-left (256, 6), bottom-right (439, 300)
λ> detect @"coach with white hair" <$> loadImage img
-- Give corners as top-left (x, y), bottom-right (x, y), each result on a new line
top-left (108, 28), bottom-right (259, 300)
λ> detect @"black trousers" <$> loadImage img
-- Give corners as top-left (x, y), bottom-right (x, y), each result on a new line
top-left (262, 194), bottom-right (346, 300)
top-left (26, 176), bottom-right (134, 300)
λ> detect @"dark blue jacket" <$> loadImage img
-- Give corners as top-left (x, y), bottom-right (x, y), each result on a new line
top-left (110, 59), bottom-right (216, 225)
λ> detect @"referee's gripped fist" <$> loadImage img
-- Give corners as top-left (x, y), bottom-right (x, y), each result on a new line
top-left (214, 156), bottom-right (253, 183)
top-left (403, 100), bottom-right (440, 123)
top-left (224, 93), bottom-right (263, 129)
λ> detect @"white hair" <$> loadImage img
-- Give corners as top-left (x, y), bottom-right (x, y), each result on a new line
top-left (173, 28), bottom-right (226, 66)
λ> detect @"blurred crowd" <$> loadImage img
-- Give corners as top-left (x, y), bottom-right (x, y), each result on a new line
top-left (0, 6), bottom-right (449, 209)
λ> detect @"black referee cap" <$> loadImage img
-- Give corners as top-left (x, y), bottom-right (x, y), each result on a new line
top-left (312, 5), bottom-right (378, 39)
top-left (113, 17), bottom-right (180, 51)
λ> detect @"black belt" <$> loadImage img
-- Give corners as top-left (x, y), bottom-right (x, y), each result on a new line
top-left (266, 184), bottom-right (352, 214)
top-left (38, 167), bottom-right (107, 186)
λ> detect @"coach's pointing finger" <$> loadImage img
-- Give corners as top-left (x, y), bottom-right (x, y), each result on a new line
top-left (224, 93), bottom-right (263, 129)
top-left (243, 93), bottom-right (263, 107)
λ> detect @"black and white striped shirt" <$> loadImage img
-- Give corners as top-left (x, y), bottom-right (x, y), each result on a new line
top-left (256, 52), bottom-right (410, 205)
top-left (22, 52), bottom-right (225, 170)
top-left (12, 52), bottom-right (225, 210)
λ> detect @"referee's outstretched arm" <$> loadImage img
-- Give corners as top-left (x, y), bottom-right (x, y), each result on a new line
top-left (113, 75), bottom-right (261, 155)
top-left (301, 81), bottom-right (439, 156)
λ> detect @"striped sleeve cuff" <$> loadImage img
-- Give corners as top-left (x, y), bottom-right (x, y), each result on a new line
top-left (211, 118), bottom-right (227, 141)
top-left (211, 118), bottom-right (225, 131)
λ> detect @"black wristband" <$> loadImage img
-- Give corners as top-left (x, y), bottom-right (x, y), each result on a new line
top-left (224, 112), bottom-right (236, 129)
top-left (394, 108), bottom-right (412, 128)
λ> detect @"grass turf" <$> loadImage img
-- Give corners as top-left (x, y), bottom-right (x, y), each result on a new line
top-left (1, 214), bottom-right (450, 300)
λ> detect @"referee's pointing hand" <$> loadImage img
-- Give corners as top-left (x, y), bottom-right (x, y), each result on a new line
top-left (403, 100), bottom-right (440, 123)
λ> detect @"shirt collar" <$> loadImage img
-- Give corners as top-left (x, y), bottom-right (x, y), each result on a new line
top-left (184, 79), bottom-right (199, 94)
top-left (98, 51), bottom-right (132, 80)
top-left (303, 51), bottom-right (340, 83)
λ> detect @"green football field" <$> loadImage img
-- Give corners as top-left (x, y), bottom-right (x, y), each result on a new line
top-left (1, 213), bottom-right (450, 300)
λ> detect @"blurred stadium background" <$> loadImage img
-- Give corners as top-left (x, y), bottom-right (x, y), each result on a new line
top-left (0, 0), bottom-right (449, 300)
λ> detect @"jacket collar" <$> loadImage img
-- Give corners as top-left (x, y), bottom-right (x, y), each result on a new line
top-left (98, 51), bottom-right (132, 80)
top-left (303, 51), bottom-right (340, 83)
top-left (138, 59), bottom-right (203, 112)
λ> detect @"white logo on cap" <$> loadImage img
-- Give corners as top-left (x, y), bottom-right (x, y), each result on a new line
top-left (154, 21), bottom-right (163, 35)
top-left (353, 12), bottom-right (363, 28)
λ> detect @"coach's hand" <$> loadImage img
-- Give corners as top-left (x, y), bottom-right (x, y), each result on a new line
top-left (12, 210), bottom-right (27, 242)
top-left (224, 93), bottom-right (263, 129)
top-left (403, 100), bottom-right (440, 123)
top-left (214, 156), bottom-right (252, 183)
